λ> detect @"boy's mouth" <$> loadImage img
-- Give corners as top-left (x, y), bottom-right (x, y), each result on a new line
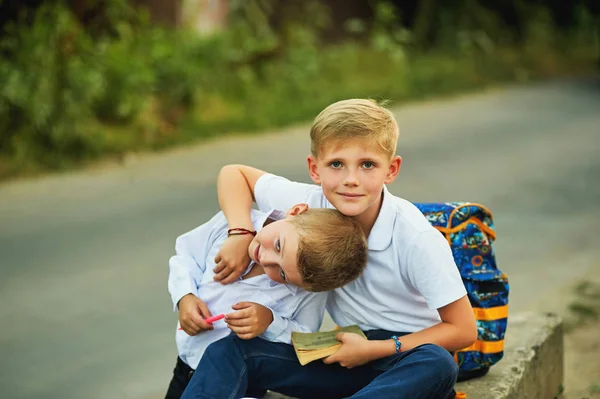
top-left (253, 244), bottom-right (261, 264)
top-left (338, 192), bottom-right (364, 199)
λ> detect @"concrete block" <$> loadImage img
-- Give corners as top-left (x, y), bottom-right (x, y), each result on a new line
top-left (457, 312), bottom-right (564, 399)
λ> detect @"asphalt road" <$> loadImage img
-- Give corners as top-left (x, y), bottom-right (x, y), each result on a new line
top-left (1, 77), bottom-right (599, 399)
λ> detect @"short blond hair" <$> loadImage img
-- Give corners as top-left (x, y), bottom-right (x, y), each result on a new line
top-left (310, 99), bottom-right (399, 159)
top-left (288, 209), bottom-right (367, 292)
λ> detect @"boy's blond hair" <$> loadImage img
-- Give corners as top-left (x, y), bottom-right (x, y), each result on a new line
top-left (289, 209), bottom-right (367, 292)
top-left (310, 99), bottom-right (399, 159)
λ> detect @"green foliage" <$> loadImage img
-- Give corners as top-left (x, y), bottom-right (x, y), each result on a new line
top-left (0, 0), bottom-right (598, 179)
top-left (0, 3), bottom-right (105, 171)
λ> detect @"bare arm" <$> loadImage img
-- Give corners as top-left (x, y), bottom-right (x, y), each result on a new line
top-left (213, 165), bottom-right (267, 283)
top-left (367, 295), bottom-right (477, 357)
top-left (216, 164), bottom-right (266, 230)
top-left (324, 296), bottom-right (477, 368)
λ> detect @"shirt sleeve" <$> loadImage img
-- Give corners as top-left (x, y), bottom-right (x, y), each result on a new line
top-left (168, 218), bottom-right (217, 311)
top-left (261, 292), bottom-right (327, 343)
top-left (405, 230), bottom-right (467, 310)
top-left (254, 174), bottom-right (316, 213)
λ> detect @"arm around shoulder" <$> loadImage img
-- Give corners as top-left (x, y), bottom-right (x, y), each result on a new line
top-left (217, 164), bottom-right (267, 229)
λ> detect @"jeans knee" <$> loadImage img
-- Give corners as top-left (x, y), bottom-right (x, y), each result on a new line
top-left (204, 334), bottom-right (240, 357)
top-left (420, 344), bottom-right (458, 381)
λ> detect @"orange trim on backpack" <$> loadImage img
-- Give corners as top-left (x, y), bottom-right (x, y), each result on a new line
top-left (436, 203), bottom-right (497, 244)
top-left (437, 217), bottom-right (497, 242)
top-left (458, 339), bottom-right (504, 354)
top-left (448, 203), bottom-right (494, 226)
top-left (472, 305), bottom-right (508, 320)
top-left (455, 392), bottom-right (467, 399)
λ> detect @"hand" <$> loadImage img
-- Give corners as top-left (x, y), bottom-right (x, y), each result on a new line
top-left (322, 332), bottom-right (373, 369)
top-left (225, 302), bottom-right (274, 339)
top-left (178, 294), bottom-right (214, 336)
top-left (213, 234), bottom-right (254, 284)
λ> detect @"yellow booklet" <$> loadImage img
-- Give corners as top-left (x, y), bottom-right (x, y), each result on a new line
top-left (291, 325), bottom-right (367, 366)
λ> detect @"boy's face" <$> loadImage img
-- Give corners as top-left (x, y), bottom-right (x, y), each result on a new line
top-left (307, 139), bottom-right (401, 221)
top-left (248, 216), bottom-right (303, 287)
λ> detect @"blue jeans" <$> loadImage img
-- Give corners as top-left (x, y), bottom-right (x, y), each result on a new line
top-left (181, 330), bottom-right (458, 399)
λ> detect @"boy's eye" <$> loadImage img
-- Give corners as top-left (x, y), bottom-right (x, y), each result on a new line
top-left (276, 239), bottom-right (281, 252)
top-left (279, 268), bottom-right (286, 281)
top-left (362, 161), bottom-right (375, 169)
top-left (329, 161), bottom-right (343, 169)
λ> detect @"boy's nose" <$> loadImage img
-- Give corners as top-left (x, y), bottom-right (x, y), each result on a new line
top-left (343, 170), bottom-right (360, 186)
top-left (260, 251), bottom-right (276, 267)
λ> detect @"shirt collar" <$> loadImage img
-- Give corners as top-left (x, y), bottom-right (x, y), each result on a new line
top-left (253, 209), bottom-right (286, 231)
top-left (367, 185), bottom-right (396, 251)
top-left (269, 277), bottom-right (299, 295)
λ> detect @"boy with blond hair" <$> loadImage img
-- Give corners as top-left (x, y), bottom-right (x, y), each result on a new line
top-left (181, 99), bottom-right (477, 399)
top-left (166, 204), bottom-right (367, 398)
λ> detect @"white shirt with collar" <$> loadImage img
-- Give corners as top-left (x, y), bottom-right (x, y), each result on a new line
top-left (168, 209), bottom-right (327, 369)
top-left (254, 173), bottom-right (466, 333)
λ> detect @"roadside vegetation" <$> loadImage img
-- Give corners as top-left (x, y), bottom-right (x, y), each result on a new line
top-left (0, 0), bottom-right (598, 180)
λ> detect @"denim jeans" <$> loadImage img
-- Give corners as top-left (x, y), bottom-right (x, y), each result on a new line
top-left (181, 329), bottom-right (458, 399)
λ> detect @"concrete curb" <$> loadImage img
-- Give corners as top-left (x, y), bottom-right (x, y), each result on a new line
top-left (457, 311), bottom-right (564, 399)
top-left (265, 312), bottom-right (564, 399)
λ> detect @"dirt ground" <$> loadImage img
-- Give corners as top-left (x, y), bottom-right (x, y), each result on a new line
top-left (555, 267), bottom-right (600, 399)
top-left (565, 320), bottom-right (600, 399)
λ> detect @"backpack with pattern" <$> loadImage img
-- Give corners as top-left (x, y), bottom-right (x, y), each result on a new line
top-left (413, 202), bottom-right (509, 381)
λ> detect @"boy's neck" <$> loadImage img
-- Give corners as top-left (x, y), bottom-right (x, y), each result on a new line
top-left (353, 191), bottom-right (384, 238)
top-left (242, 263), bottom-right (265, 280)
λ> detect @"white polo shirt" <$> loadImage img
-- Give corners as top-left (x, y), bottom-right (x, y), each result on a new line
top-left (168, 209), bottom-right (327, 369)
top-left (254, 174), bottom-right (466, 333)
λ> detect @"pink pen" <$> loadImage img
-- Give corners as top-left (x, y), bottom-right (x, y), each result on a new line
top-left (178, 313), bottom-right (225, 330)
top-left (205, 313), bottom-right (225, 324)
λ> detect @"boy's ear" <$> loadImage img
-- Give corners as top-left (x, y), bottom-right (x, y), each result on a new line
top-left (307, 155), bottom-right (321, 185)
top-left (384, 156), bottom-right (402, 184)
top-left (286, 203), bottom-right (309, 217)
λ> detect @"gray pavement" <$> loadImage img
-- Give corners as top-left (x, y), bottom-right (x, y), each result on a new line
top-left (0, 77), bottom-right (599, 399)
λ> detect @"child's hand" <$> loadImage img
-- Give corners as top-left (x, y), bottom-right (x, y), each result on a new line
top-left (213, 235), bottom-right (254, 284)
top-left (322, 333), bottom-right (373, 369)
top-left (225, 302), bottom-right (274, 339)
top-left (178, 294), bottom-right (214, 336)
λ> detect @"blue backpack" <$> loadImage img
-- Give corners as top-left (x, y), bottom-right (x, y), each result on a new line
top-left (413, 202), bottom-right (509, 381)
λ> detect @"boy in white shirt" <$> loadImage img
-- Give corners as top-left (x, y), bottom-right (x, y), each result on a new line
top-left (165, 204), bottom-right (367, 399)
top-left (181, 99), bottom-right (477, 399)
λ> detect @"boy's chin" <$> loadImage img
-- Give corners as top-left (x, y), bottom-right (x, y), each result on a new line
top-left (248, 240), bottom-right (259, 261)
top-left (334, 203), bottom-right (369, 217)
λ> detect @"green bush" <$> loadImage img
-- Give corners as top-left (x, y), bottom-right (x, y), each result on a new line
top-left (0, 4), bottom-right (105, 171)
top-left (0, 0), bottom-right (598, 179)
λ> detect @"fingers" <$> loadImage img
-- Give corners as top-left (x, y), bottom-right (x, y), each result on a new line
top-left (225, 311), bottom-right (251, 325)
top-left (181, 318), bottom-right (202, 335)
top-left (231, 302), bottom-right (252, 311)
top-left (180, 323), bottom-right (196, 336)
top-left (214, 253), bottom-right (222, 264)
top-left (212, 259), bottom-right (226, 274)
top-left (227, 324), bottom-right (255, 335)
top-left (213, 264), bottom-right (243, 283)
top-left (181, 314), bottom-right (213, 334)
top-left (322, 354), bottom-right (336, 365)
top-left (322, 353), bottom-right (354, 368)
top-left (218, 268), bottom-right (244, 285)
top-left (195, 301), bottom-right (214, 330)
top-left (195, 300), bottom-right (213, 319)
top-left (212, 267), bottom-right (234, 282)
